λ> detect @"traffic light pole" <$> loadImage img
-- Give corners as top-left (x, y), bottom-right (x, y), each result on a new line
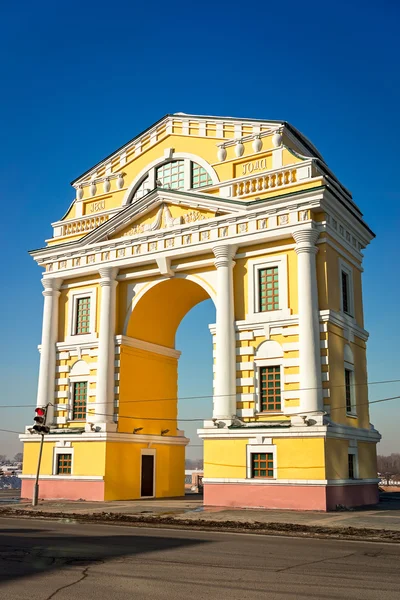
top-left (32, 433), bottom-right (45, 507)
top-left (32, 403), bottom-right (50, 507)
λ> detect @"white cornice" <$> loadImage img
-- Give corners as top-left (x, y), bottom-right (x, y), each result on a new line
top-left (19, 432), bottom-right (190, 445)
top-left (116, 335), bottom-right (181, 359)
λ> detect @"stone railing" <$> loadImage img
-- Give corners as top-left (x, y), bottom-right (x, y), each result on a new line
top-left (62, 215), bottom-right (109, 237)
top-left (232, 167), bottom-right (297, 198)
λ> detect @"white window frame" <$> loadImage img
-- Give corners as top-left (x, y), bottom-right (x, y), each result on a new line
top-left (53, 447), bottom-right (74, 476)
top-left (131, 157), bottom-right (217, 200)
top-left (255, 359), bottom-right (284, 414)
top-left (339, 258), bottom-right (354, 318)
top-left (344, 362), bottom-right (357, 416)
top-left (348, 446), bottom-right (359, 479)
top-left (140, 449), bottom-right (156, 498)
top-left (66, 287), bottom-right (97, 344)
top-left (68, 378), bottom-right (89, 422)
top-left (246, 444), bottom-right (277, 480)
top-left (247, 255), bottom-right (290, 323)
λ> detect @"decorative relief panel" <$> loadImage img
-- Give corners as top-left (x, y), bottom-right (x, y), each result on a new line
top-left (200, 230), bottom-right (210, 241)
top-left (237, 222), bottom-right (248, 234)
top-left (278, 214), bottom-right (289, 225)
top-left (117, 248), bottom-right (125, 258)
top-left (257, 218), bottom-right (267, 230)
top-left (219, 226), bottom-right (228, 238)
top-left (183, 210), bottom-right (206, 224)
top-left (182, 234), bottom-right (191, 245)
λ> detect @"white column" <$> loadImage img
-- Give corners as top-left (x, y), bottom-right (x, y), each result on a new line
top-left (212, 245), bottom-right (237, 421)
top-left (36, 278), bottom-right (62, 424)
top-left (94, 267), bottom-right (118, 427)
top-left (293, 227), bottom-right (323, 415)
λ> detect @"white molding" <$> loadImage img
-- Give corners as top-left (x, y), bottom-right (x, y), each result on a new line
top-left (20, 474), bottom-right (103, 481)
top-left (52, 446), bottom-right (74, 475)
top-left (65, 287), bottom-right (97, 344)
top-left (236, 361), bottom-right (255, 371)
top-left (246, 254), bottom-right (289, 322)
top-left (319, 309), bottom-right (368, 341)
top-left (19, 432), bottom-right (190, 445)
top-left (236, 393), bottom-right (256, 402)
top-left (202, 477), bottom-right (380, 486)
top-left (339, 257), bottom-right (355, 318)
top-left (237, 408), bottom-right (255, 417)
top-left (246, 443), bottom-right (277, 479)
top-left (56, 365), bottom-right (70, 373)
top-left (198, 422), bottom-right (380, 443)
top-left (236, 377), bottom-right (254, 386)
top-left (116, 335), bottom-right (181, 359)
top-left (236, 346), bottom-right (255, 356)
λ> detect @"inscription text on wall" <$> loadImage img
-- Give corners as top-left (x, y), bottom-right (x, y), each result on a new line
top-left (236, 157), bottom-right (270, 177)
top-left (87, 200), bottom-right (105, 213)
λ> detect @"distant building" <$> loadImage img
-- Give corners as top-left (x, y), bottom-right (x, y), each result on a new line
top-left (185, 470), bottom-right (203, 492)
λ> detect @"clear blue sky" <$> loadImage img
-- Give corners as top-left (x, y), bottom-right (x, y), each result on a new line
top-left (0, 1), bottom-right (399, 459)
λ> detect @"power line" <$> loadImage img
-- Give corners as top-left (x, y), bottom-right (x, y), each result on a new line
top-left (0, 377), bottom-right (400, 410)
top-left (1, 394), bottom-right (399, 436)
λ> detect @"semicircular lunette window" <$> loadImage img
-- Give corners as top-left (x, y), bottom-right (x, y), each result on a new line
top-left (191, 163), bottom-right (212, 188)
top-left (133, 176), bottom-right (150, 200)
top-left (156, 161), bottom-right (185, 190)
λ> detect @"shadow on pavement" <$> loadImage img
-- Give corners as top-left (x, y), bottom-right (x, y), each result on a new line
top-left (0, 526), bottom-right (210, 585)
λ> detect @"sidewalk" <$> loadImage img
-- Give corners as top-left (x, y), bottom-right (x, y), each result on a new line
top-left (1, 491), bottom-right (400, 541)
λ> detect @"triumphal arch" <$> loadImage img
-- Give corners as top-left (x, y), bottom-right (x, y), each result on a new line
top-left (20, 113), bottom-right (380, 509)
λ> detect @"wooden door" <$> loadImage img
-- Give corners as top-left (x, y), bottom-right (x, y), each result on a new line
top-left (141, 454), bottom-right (154, 497)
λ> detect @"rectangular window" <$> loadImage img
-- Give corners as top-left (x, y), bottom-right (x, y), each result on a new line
top-left (57, 453), bottom-right (72, 475)
top-left (341, 271), bottom-right (350, 315)
top-left (348, 453), bottom-right (355, 479)
top-left (345, 369), bottom-right (353, 413)
top-left (72, 382), bottom-right (87, 420)
top-left (251, 453), bottom-right (274, 478)
top-left (75, 297), bottom-right (91, 335)
top-left (260, 366), bottom-right (281, 411)
top-left (259, 267), bottom-right (279, 312)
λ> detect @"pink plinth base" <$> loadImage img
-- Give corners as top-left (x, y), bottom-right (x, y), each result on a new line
top-left (204, 483), bottom-right (379, 511)
top-left (21, 479), bottom-right (105, 501)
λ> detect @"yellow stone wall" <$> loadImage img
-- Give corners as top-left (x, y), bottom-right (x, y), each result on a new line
top-left (204, 437), bottom-right (326, 480)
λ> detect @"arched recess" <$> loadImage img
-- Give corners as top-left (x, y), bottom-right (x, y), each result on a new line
top-left (122, 152), bottom-right (219, 206)
top-left (118, 276), bottom-right (214, 437)
top-left (70, 359), bottom-right (90, 377)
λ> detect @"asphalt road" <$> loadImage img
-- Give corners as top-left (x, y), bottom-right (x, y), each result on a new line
top-left (0, 517), bottom-right (399, 599)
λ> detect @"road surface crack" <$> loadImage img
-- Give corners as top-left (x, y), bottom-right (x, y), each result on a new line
top-left (275, 551), bottom-right (357, 572)
top-left (44, 565), bottom-right (90, 600)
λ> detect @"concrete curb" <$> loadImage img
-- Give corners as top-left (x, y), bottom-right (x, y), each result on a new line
top-left (1, 507), bottom-right (399, 544)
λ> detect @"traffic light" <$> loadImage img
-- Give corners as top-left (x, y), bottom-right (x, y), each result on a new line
top-left (32, 406), bottom-right (50, 434)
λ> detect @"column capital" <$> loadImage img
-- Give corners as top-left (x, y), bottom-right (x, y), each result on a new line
top-left (99, 266), bottom-right (118, 286)
top-left (292, 227), bottom-right (319, 255)
top-left (212, 244), bottom-right (236, 268)
top-left (41, 277), bottom-right (62, 296)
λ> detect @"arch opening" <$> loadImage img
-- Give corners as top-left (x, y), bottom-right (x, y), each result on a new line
top-left (118, 277), bottom-right (215, 451)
